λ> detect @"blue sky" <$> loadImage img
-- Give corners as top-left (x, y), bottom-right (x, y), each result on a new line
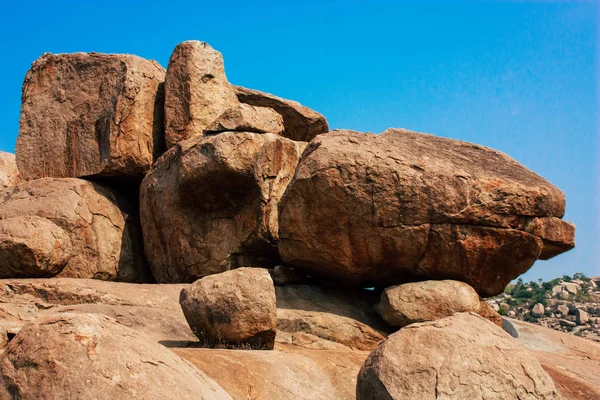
top-left (0, 1), bottom-right (597, 281)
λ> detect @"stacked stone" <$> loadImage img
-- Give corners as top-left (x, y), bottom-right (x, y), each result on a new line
top-left (0, 40), bottom-right (576, 398)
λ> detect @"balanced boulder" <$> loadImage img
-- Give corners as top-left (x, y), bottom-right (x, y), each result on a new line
top-left (235, 86), bottom-right (329, 142)
top-left (16, 52), bottom-right (166, 180)
top-left (356, 313), bottom-right (559, 399)
top-left (0, 152), bottom-right (22, 188)
top-left (279, 128), bottom-right (573, 296)
top-left (164, 41), bottom-right (283, 147)
top-left (179, 268), bottom-right (277, 349)
top-left (0, 178), bottom-right (147, 281)
top-left (140, 132), bottom-right (305, 283)
top-left (0, 313), bottom-right (231, 400)
top-left (376, 280), bottom-right (481, 327)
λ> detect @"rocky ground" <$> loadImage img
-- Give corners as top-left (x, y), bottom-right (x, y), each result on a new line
top-left (486, 274), bottom-right (600, 343)
top-left (0, 39), bottom-right (591, 399)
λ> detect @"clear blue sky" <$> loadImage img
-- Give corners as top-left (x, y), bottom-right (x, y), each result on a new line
top-left (0, 1), bottom-right (597, 281)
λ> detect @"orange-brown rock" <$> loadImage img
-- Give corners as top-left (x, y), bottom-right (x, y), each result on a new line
top-left (179, 268), bottom-right (277, 349)
top-left (235, 85), bottom-right (329, 142)
top-left (0, 313), bottom-right (232, 399)
top-left (478, 300), bottom-right (503, 327)
top-left (0, 152), bottom-right (22, 188)
top-left (140, 132), bottom-right (305, 283)
top-left (279, 128), bottom-right (571, 296)
top-left (16, 52), bottom-right (165, 180)
top-left (377, 280), bottom-right (481, 327)
top-left (524, 217), bottom-right (576, 259)
top-left (0, 178), bottom-right (147, 281)
top-left (357, 313), bottom-right (559, 399)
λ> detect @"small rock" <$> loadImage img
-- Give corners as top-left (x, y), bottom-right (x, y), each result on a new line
top-left (559, 291), bottom-right (571, 300)
top-left (559, 319), bottom-right (576, 328)
top-left (179, 268), bottom-right (277, 349)
top-left (487, 300), bottom-right (499, 311)
top-left (576, 309), bottom-right (589, 325)
top-left (557, 304), bottom-right (569, 318)
top-left (377, 280), bottom-right (481, 327)
top-left (271, 265), bottom-right (305, 286)
top-left (563, 282), bottom-right (580, 294)
top-left (531, 303), bottom-right (545, 317)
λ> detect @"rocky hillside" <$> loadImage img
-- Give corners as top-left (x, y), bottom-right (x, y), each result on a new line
top-left (0, 40), bottom-right (593, 399)
top-left (487, 274), bottom-right (600, 342)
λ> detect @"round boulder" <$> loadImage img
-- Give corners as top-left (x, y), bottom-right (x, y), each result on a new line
top-left (179, 268), bottom-right (277, 349)
top-left (0, 313), bottom-right (231, 399)
top-left (377, 280), bottom-right (481, 327)
top-left (356, 313), bottom-right (559, 399)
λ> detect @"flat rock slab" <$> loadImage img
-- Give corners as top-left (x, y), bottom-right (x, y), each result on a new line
top-left (16, 52), bottom-right (165, 180)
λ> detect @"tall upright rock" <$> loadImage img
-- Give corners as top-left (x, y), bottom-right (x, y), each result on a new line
top-left (140, 132), bottom-right (305, 283)
top-left (279, 128), bottom-right (574, 296)
top-left (16, 52), bottom-right (166, 181)
top-left (0, 151), bottom-right (22, 188)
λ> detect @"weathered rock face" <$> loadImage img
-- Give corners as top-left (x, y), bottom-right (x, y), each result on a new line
top-left (205, 103), bottom-right (284, 135)
top-left (164, 41), bottom-right (239, 147)
top-left (179, 268), bottom-right (277, 349)
top-left (0, 178), bottom-right (147, 281)
top-left (235, 86), bottom-right (329, 142)
top-left (0, 313), bottom-right (231, 400)
top-left (276, 285), bottom-right (389, 351)
top-left (16, 52), bottom-right (165, 180)
top-left (377, 280), bottom-right (481, 327)
top-left (0, 152), bottom-right (22, 188)
top-left (524, 217), bottom-right (576, 260)
top-left (0, 216), bottom-right (72, 278)
top-left (478, 300), bottom-right (503, 327)
top-left (279, 128), bottom-right (572, 296)
top-left (356, 313), bottom-right (559, 400)
top-left (140, 132), bottom-right (305, 283)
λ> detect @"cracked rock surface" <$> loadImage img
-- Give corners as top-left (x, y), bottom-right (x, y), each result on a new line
top-left (356, 313), bottom-right (560, 400)
top-left (16, 52), bottom-right (166, 180)
top-left (141, 132), bottom-right (305, 283)
top-left (0, 313), bottom-right (231, 400)
top-left (278, 128), bottom-right (575, 296)
top-left (0, 178), bottom-right (148, 281)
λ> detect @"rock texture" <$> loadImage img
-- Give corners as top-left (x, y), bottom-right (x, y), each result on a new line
top-left (0, 216), bottom-right (72, 278)
top-left (525, 217), bottom-right (576, 259)
top-left (0, 313), bottom-right (231, 400)
top-left (357, 313), bottom-right (559, 400)
top-left (16, 52), bottom-right (165, 180)
top-left (377, 280), bottom-right (481, 327)
top-left (235, 86), bottom-right (329, 142)
top-left (141, 132), bottom-right (305, 283)
top-left (478, 300), bottom-right (503, 327)
top-left (179, 268), bottom-right (277, 349)
top-left (0, 178), bottom-right (147, 281)
top-left (276, 285), bottom-right (389, 351)
top-left (279, 128), bottom-right (572, 296)
top-left (0, 152), bottom-right (22, 188)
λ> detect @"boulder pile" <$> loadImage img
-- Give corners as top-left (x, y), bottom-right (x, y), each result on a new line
top-left (0, 40), bottom-right (579, 398)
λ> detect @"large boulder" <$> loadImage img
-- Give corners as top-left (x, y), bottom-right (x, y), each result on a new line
top-left (16, 52), bottom-right (165, 180)
top-left (377, 280), bottom-right (481, 327)
top-left (0, 178), bottom-right (147, 281)
top-left (180, 268), bottom-right (277, 349)
top-left (235, 86), bottom-right (329, 142)
top-left (356, 313), bottom-right (559, 399)
top-left (276, 285), bottom-right (389, 351)
top-left (164, 41), bottom-right (283, 147)
top-left (0, 152), bottom-right (22, 188)
top-left (0, 313), bottom-right (231, 399)
top-left (140, 132), bottom-right (305, 283)
top-left (279, 128), bottom-right (573, 296)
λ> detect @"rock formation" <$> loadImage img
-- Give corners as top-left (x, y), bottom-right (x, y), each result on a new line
top-left (0, 313), bottom-right (231, 399)
top-left (235, 86), bottom-right (329, 141)
top-left (279, 128), bottom-right (574, 296)
top-left (0, 152), bottom-right (22, 188)
top-left (356, 313), bottom-right (559, 399)
top-left (0, 178), bottom-right (147, 281)
top-left (179, 268), bottom-right (277, 349)
top-left (141, 132), bottom-right (305, 282)
top-left (16, 52), bottom-right (166, 180)
top-left (376, 280), bottom-right (481, 327)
